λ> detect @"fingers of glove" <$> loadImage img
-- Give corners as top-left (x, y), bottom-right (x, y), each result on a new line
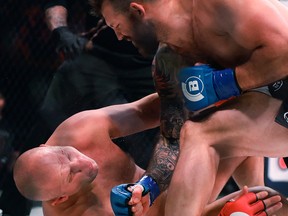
top-left (255, 210), bottom-right (268, 216)
top-left (255, 191), bottom-right (269, 201)
top-left (237, 192), bottom-right (258, 204)
top-left (251, 200), bottom-right (266, 213)
top-left (254, 195), bottom-right (282, 216)
top-left (128, 185), bottom-right (144, 205)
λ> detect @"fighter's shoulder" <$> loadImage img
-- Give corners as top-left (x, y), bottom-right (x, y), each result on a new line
top-left (197, 0), bottom-right (238, 15)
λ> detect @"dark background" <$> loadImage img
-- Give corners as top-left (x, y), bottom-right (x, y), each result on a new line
top-left (0, 0), bottom-right (62, 152)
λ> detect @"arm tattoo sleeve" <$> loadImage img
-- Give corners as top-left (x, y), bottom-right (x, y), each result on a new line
top-left (145, 45), bottom-right (189, 192)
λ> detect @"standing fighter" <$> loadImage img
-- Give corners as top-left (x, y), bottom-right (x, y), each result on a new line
top-left (88, 0), bottom-right (288, 215)
top-left (13, 94), bottom-right (287, 216)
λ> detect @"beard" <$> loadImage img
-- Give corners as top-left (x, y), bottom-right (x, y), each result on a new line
top-left (129, 17), bottom-right (159, 57)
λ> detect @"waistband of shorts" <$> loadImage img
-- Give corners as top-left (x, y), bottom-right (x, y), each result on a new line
top-left (248, 78), bottom-right (288, 101)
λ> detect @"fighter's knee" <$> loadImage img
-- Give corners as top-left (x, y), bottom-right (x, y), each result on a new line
top-left (181, 120), bottom-right (203, 136)
top-left (180, 121), bottom-right (193, 138)
top-left (180, 120), bottom-right (221, 152)
top-left (179, 121), bottom-right (204, 148)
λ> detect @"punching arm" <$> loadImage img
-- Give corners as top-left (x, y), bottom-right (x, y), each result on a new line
top-left (45, 3), bottom-right (88, 58)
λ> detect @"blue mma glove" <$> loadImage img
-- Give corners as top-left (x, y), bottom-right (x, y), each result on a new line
top-left (110, 175), bottom-right (160, 216)
top-left (110, 184), bottom-right (133, 216)
top-left (178, 65), bottom-right (241, 112)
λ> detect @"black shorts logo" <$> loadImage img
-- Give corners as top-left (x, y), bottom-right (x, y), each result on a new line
top-left (271, 80), bottom-right (284, 92)
top-left (284, 112), bottom-right (288, 124)
top-left (275, 99), bottom-right (288, 129)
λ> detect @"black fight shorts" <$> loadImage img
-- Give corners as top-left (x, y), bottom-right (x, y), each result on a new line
top-left (268, 79), bottom-right (288, 129)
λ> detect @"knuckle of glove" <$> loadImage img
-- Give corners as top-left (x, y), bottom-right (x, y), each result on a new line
top-left (111, 184), bottom-right (133, 216)
top-left (220, 200), bottom-right (254, 216)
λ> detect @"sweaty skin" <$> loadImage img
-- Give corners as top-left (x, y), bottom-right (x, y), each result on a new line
top-left (100, 0), bottom-right (288, 90)
top-left (13, 90), bottom-right (287, 216)
top-left (125, 46), bottom-right (288, 216)
top-left (156, 50), bottom-right (288, 216)
top-left (14, 94), bottom-right (166, 216)
top-left (14, 92), bottom-right (287, 216)
top-left (96, 0), bottom-right (288, 215)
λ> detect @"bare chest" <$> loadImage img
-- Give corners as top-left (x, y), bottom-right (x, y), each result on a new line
top-left (188, 17), bottom-right (252, 67)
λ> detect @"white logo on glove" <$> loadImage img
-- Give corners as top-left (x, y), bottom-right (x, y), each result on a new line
top-left (230, 212), bottom-right (249, 216)
top-left (181, 76), bottom-right (204, 102)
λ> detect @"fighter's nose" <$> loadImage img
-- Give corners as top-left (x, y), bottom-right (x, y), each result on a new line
top-left (70, 158), bottom-right (91, 173)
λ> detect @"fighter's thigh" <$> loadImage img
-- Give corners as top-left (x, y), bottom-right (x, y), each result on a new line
top-left (215, 92), bottom-right (288, 157)
top-left (180, 92), bottom-right (288, 157)
top-left (232, 156), bottom-right (264, 188)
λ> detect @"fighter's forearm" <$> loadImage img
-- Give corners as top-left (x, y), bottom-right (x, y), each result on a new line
top-left (146, 45), bottom-right (187, 192)
top-left (143, 97), bottom-right (185, 192)
top-left (145, 135), bottom-right (179, 192)
top-left (45, 5), bottom-right (68, 31)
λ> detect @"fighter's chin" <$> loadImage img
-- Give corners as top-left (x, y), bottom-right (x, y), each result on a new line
top-left (131, 42), bottom-right (147, 57)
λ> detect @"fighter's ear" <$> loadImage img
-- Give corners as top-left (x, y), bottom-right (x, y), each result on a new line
top-left (129, 2), bottom-right (145, 17)
top-left (50, 195), bottom-right (69, 206)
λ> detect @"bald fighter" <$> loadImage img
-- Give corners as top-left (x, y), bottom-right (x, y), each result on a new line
top-left (13, 93), bottom-right (286, 216)
top-left (13, 94), bottom-right (165, 216)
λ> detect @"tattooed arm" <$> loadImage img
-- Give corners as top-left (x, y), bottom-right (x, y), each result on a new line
top-left (110, 45), bottom-right (191, 216)
top-left (145, 44), bottom-right (189, 192)
top-left (45, 3), bottom-right (68, 31)
top-left (44, 1), bottom-right (91, 57)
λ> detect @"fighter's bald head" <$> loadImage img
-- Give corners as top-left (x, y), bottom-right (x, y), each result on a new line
top-left (13, 146), bottom-right (62, 201)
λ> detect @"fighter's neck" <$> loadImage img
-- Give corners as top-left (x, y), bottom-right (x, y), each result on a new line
top-left (43, 185), bottom-right (102, 216)
top-left (148, 0), bottom-right (194, 50)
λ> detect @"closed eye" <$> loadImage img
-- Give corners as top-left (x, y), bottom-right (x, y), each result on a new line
top-left (68, 172), bottom-right (74, 183)
top-left (61, 150), bottom-right (73, 183)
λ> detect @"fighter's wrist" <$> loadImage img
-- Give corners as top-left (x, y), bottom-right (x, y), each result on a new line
top-left (137, 175), bottom-right (160, 206)
top-left (52, 26), bottom-right (70, 34)
top-left (51, 26), bottom-right (73, 42)
top-left (213, 68), bottom-right (241, 100)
